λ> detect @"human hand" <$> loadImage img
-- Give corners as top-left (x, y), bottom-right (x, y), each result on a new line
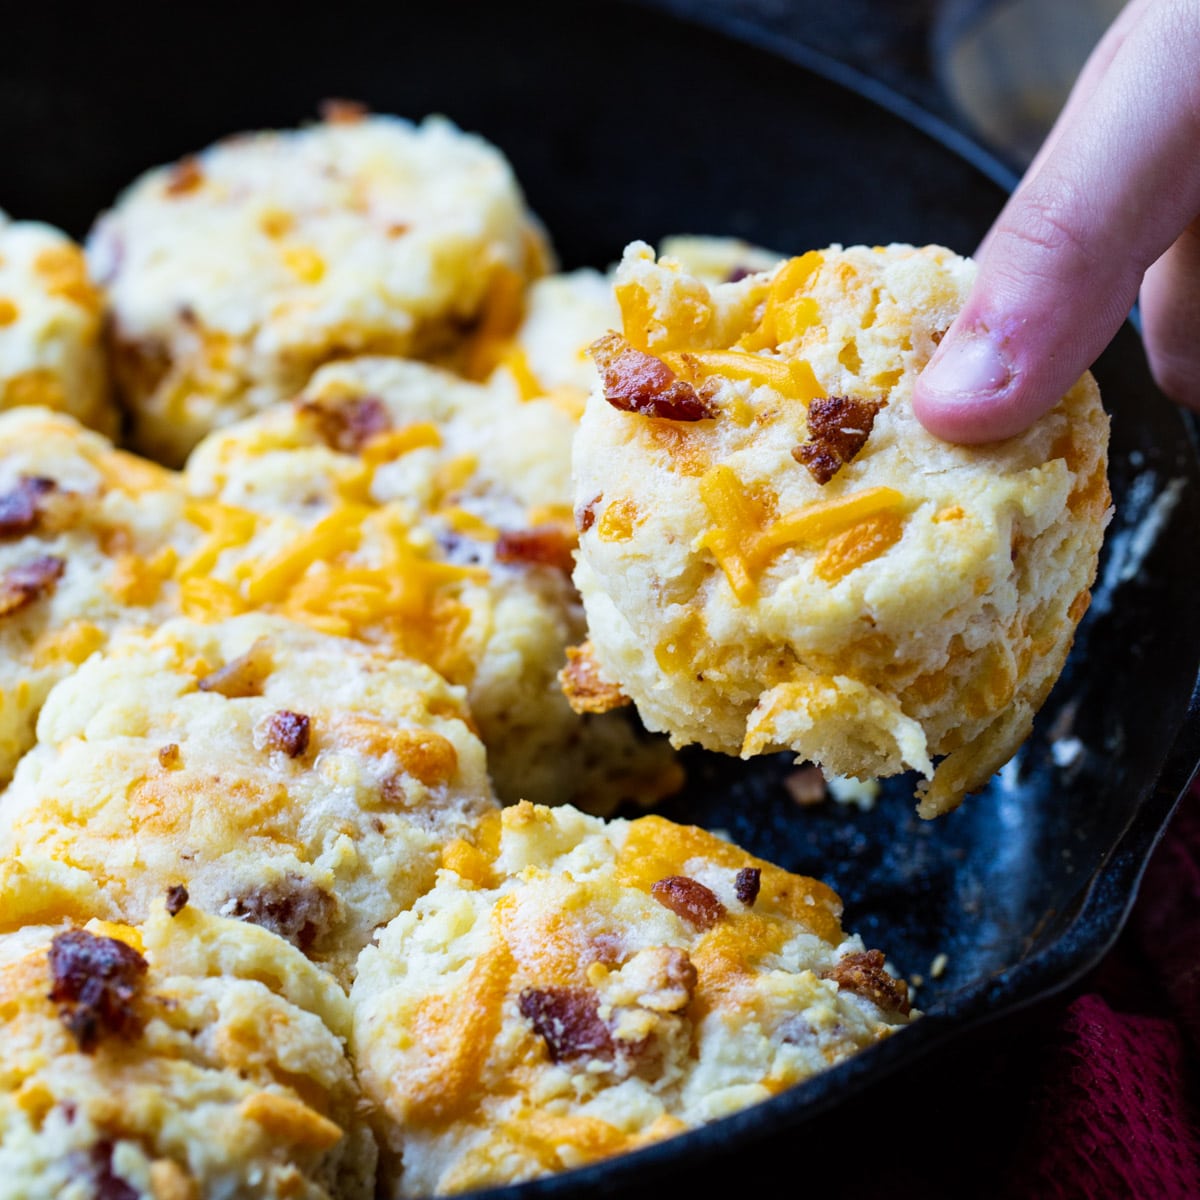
top-left (913, 0), bottom-right (1200, 443)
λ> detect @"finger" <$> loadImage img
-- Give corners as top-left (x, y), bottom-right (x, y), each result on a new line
top-left (914, 0), bottom-right (1200, 443)
top-left (1139, 217), bottom-right (1200, 409)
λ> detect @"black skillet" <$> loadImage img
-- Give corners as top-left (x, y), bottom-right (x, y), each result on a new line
top-left (3, 1), bottom-right (1198, 1195)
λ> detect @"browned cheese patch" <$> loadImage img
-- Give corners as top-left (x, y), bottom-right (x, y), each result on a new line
top-left (558, 641), bottom-right (630, 715)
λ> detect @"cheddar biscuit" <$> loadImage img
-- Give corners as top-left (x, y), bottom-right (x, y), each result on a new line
top-left (572, 241), bottom-right (1111, 816)
top-left (0, 215), bottom-right (115, 436)
top-left (351, 801), bottom-right (913, 1196)
top-left (0, 613), bottom-right (496, 983)
top-left (0, 905), bottom-right (375, 1199)
top-left (88, 111), bottom-right (549, 463)
top-left (480, 238), bottom-right (783, 421)
top-left (182, 356), bottom-right (682, 812)
top-left (0, 407), bottom-right (187, 786)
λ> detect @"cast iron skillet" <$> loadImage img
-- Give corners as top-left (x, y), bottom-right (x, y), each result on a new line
top-left (4, 1), bottom-right (1198, 1195)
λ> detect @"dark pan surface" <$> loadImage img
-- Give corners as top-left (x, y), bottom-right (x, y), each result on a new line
top-left (4, 2), bottom-right (1199, 1196)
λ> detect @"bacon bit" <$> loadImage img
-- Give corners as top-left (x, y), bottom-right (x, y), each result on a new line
top-left (320, 97), bottom-right (369, 124)
top-left (576, 495), bottom-right (601, 534)
top-left (651, 875), bottom-right (726, 930)
top-left (48, 929), bottom-right (148, 1052)
top-left (558, 641), bottom-right (630, 714)
top-left (495, 526), bottom-right (576, 575)
top-left (157, 744), bottom-right (181, 770)
top-left (822, 949), bottom-right (911, 1015)
top-left (518, 986), bottom-right (615, 1062)
top-left (784, 764), bottom-right (828, 807)
top-left (263, 710), bottom-right (311, 758)
top-left (197, 639), bottom-right (273, 698)
top-left (164, 156), bottom-right (204, 197)
top-left (590, 934), bottom-right (624, 966)
top-left (725, 265), bottom-right (756, 283)
top-left (164, 884), bottom-right (189, 917)
top-left (589, 332), bottom-right (717, 421)
top-left (735, 867), bottom-right (761, 907)
top-left (76, 1141), bottom-right (138, 1200)
top-left (0, 476), bottom-right (56, 537)
top-left (226, 876), bottom-right (335, 952)
top-left (0, 555), bottom-right (65, 617)
top-left (299, 394), bottom-right (392, 454)
top-left (793, 396), bottom-right (881, 485)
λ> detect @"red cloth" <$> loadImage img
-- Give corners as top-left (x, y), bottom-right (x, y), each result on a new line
top-left (999, 784), bottom-right (1200, 1198)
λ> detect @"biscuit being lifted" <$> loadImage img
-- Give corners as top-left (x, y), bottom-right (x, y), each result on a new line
top-left (571, 242), bottom-right (1111, 816)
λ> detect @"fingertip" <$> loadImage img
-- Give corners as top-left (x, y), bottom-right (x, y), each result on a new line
top-left (911, 328), bottom-right (1045, 444)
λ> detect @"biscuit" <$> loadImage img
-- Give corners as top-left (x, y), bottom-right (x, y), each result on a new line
top-left (0, 215), bottom-right (115, 436)
top-left (0, 407), bottom-right (187, 786)
top-left (182, 356), bottom-right (683, 812)
top-left (477, 267), bottom-right (619, 420)
top-left (351, 800), bottom-right (913, 1195)
top-left (0, 903), bottom-right (375, 1198)
top-left (479, 238), bottom-right (783, 421)
top-left (87, 110), bottom-right (550, 463)
top-left (0, 613), bottom-right (496, 983)
top-left (572, 241), bottom-right (1111, 816)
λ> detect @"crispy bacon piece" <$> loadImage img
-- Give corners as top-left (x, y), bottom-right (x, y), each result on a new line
top-left (164, 884), bottom-right (189, 917)
top-left (48, 930), bottom-right (148, 1052)
top-left (263, 710), bottom-right (311, 758)
top-left (822, 949), bottom-right (911, 1015)
top-left (320, 97), bottom-right (369, 124)
top-left (226, 876), bottom-right (335, 952)
top-left (734, 867), bottom-right (761, 907)
top-left (518, 986), bottom-right (614, 1062)
top-left (558, 641), bottom-right (630, 715)
top-left (590, 333), bottom-right (717, 421)
top-left (651, 875), bottom-right (726, 930)
top-left (495, 526), bottom-right (576, 576)
top-left (299, 394), bottom-right (392, 454)
top-left (76, 1141), bottom-right (138, 1200)
top-left (0, 476), bottom-right (56, 537)
top-left (164, 156), bottom-right (204, 197)
top-left (576, 494), bottom-right (601, 534)
top-left (197, 639), bottom-right (273, 698)
top-left (793, 395), bottom-right (881, 485)
top-left (0, 554), bottom-right (65, 617)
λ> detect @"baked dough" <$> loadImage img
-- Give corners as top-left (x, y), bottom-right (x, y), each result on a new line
top-left (572, 241), bottom-right (1111, 816)
top-left (352, 800), bottom-right (913, 1195)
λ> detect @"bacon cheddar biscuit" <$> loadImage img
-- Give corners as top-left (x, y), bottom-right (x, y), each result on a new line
top-left (0, 613), bottom-right (496, 983)
top-left (571, 241), bottom-right (1111, 816)
top-left (0, 214), bottom-right (115, 436)
top-left (88, 110), bottom-right (549, 463)
top-left (351, 800), bottom-right (913, 1195)
top-left (0, 407), bottom-right (186, 786)
top-left (0, 904), bottom-right (375, 1198)
top-left (182, 356), bottom-right (682, 813)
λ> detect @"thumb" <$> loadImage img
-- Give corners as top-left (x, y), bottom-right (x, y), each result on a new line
top-left (913, 0), bottom-right (1200, 444)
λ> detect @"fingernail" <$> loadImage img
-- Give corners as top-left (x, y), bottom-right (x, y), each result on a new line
top-left (921, 330), bottom-right (1012, 398)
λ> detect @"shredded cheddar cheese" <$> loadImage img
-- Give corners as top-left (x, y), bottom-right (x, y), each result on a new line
top-left (697, 466), bottom-right (906, 600)
top-left (738, 252), bottom-right (823, 351)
